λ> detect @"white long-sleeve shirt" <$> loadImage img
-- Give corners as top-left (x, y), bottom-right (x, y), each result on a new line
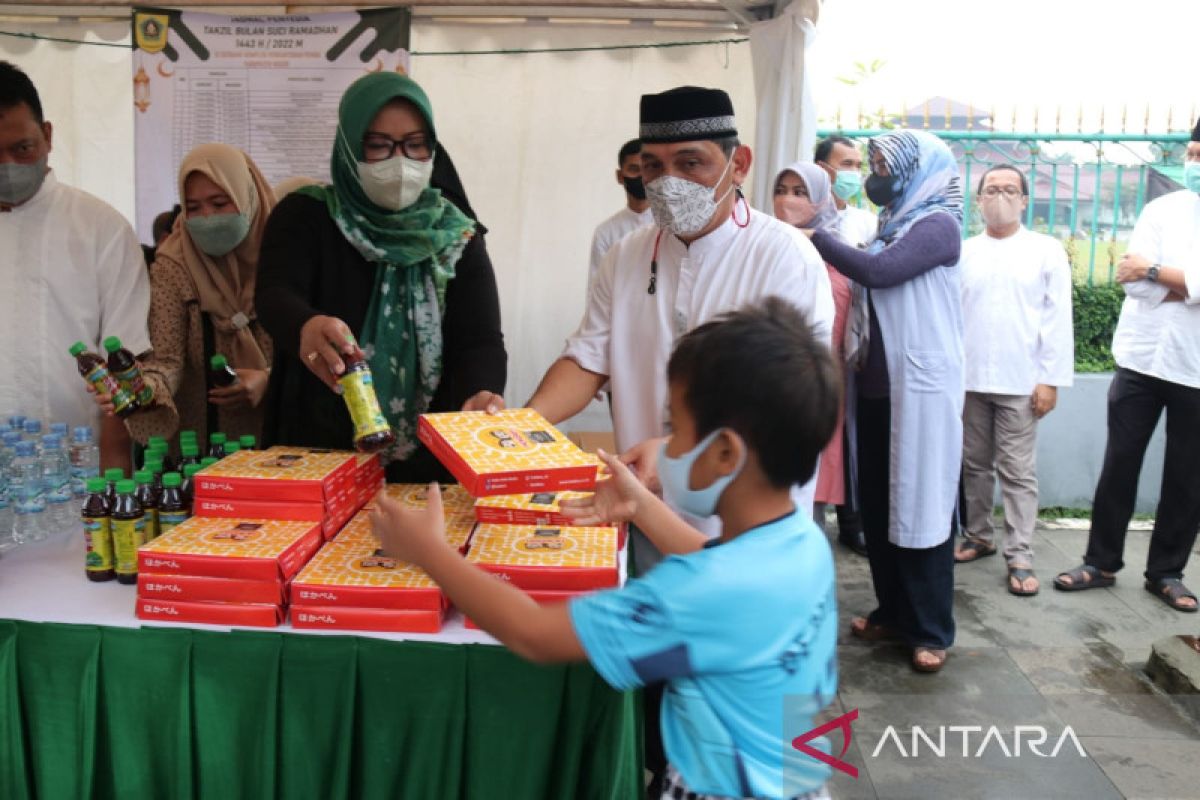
top-left (0, 172), bottom-right (151, 429)
top-left (564, 208), bottom-right (834, 534)
top-left (587, 206), bottom-right (653, 296)
top-left (1114, 189), bottom-right (1200, 389)
top-left (960, 226), bottom-right (1074, 394)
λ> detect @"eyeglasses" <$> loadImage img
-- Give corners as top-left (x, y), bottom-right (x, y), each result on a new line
top-left (980, 186), bottom-right (1024, 198)
top-left (361, 132), bottom-right (435, 163)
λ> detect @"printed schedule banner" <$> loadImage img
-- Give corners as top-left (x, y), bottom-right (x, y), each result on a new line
top-left (131, 6), bottom-right (411, 241)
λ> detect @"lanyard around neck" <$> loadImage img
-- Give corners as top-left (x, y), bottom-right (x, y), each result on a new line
top-left (647, 192), bottom-right (752, 296)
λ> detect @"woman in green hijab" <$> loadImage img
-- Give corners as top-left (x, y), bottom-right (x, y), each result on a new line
top-left (256, 72), bottom-right (506, 481)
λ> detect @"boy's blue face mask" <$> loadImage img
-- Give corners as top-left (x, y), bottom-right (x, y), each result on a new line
top-left (657, 428), bottom-right (746, 519)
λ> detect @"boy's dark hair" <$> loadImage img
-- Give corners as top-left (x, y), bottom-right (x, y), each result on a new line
top-left (975, 164), bottom-right (1028, 196)
top-left (618, 138), bottom-right (641, 166)
top-left (667, 297), bottom-right (840, 489)
top-left (814, 135), bottom-right (855, 164)
top-left (0, 61), bottom-right (43, 123)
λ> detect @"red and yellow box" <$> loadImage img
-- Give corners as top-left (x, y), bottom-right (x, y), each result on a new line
top-left (194, 446), bottom-right (357, 508)
top-left (137, 517), bottom-right (323, 582)
top-left (136, 597), bottom-right (284, 627)
top-left (417, 409), bottom-right (599, 497)
top-left (356, 453), bottom-right (385, 506)
top-left (340, 499), bottom-right (475, 554)
top-left (291, 605), bottom-right (444, 633)
top-left (463, 588), bottom-right (596, 630)
top-left (465, 523), bottom-right (618, 590)
top-left (473, 491), bottom-right (627, 548)
top-left (191, 496), bottom-right (338, 539)
top-left (290, 522), bottom-right (446, 612)
top-left (137, 572), bottom-right (287, 605)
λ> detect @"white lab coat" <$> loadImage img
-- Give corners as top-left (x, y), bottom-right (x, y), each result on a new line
top-left (870, 214), bottom-right (964, 549)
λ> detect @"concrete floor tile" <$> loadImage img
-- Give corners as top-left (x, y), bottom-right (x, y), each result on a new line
top-left (859, 735), bottom-right (1122, 800)
top-left (1078, 736), bottom-right (1200, 800)
top-left (957, 580), bottom-right (1151, 648)
top-left (838, 646), bottom-right (1039, 697)
top-left (1007, 643), bottom-right (1159, 697)
top-left (1043, 692), bottom-right (1200, 740)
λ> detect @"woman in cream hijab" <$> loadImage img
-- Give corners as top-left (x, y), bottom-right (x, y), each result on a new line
top-left (92, 143), bottom-right (275, 446)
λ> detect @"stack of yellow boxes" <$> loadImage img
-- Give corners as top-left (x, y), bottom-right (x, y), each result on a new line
top-left (417, 409), bottom-right (621, 628)
top-left (289, 484), bottom-right (476, 632)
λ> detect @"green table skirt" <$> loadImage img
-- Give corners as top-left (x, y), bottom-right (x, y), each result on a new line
top-left (0, 620), bottom-right (642, 800)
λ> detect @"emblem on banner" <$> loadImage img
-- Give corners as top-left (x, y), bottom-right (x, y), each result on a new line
top-left (134, 13), bottom-right (170, 54)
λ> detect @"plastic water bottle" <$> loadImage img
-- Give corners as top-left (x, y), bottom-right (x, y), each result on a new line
top-left (49, 422), bottom-right (69, 438)
top-left (10, 441), bottom-right (45, 544)
top-left (22, 419), bottom-right (43, 449)
top-left (0, 432), bottom-right (18, 548)
top-left (68, 426), bottom-right (99, 497)
top-left (40, 434), bottom-right (73, 536)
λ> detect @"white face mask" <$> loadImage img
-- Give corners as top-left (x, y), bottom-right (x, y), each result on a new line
top-left (979, 193), bottom-right (1023, 229)
top-left (646, 155), bottom-right (736, 237)
top-left (356, 154), bottom-right (434, 212)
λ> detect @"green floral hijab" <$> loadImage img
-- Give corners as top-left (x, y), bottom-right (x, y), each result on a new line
top-left (299, 72), bottom-right (475, 461)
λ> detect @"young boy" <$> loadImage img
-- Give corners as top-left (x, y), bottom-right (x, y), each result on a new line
top-left (372, 297), bottom-right (841, 800)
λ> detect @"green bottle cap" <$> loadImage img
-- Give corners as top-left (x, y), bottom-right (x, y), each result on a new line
top-left (183, 464), bottom-right (202, 478)
top-left (210, 432), bottom-right (227, 444)
top-left (225, 442), bottom-right (241, 454)
top-left (162, 472), bottom-right (182, 488)
top-left (239, 435), bottom-right (256, 449)
top-left (180, 429), bottom-right (197, 439)
top-left (69, 341), bottom-right (87, 357)
top-left (148, 436), bottom-right (167, 448)
top-left (134, 470), bottom-right (152, 485)
top-left (181, 442), bottom-right (199, 457)
top-left (144, 459), bottom-right (163, 474)
top-left (85, 477), bottom-right (106, 493)
top-left (115, 479), bottom-right (136, 494)
top-left (102, 336), bottom-right (122, 353)
top-left (210, 354), bottom-right (228, 370)
top-left (200, 457), bottom-right (219, 468)
top-left (104, 468), bottom-right (124, 482)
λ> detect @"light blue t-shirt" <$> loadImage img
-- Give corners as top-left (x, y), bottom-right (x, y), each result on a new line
top-left (569, 511), bottom-right (837, 799)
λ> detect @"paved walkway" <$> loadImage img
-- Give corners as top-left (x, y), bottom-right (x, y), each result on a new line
top-left (825, 522), bottom-right (1200, 800)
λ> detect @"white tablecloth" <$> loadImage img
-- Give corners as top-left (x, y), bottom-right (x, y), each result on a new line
top-left (0, 529), bottom-right (624, 645)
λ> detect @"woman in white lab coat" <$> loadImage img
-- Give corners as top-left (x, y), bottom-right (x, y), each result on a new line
top-left (810, 130), bottom-right (964, 673)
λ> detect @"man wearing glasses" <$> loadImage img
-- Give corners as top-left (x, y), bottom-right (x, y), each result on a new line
top-left (955, 165), bottom-right (1074, 598)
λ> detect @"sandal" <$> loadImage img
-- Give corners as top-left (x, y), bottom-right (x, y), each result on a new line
top-left (1007, 566), bottom-right (1040, 597)
top-left (912, 647), bottom-right (947, 673)
top-left (954, 539), bottom-right (997, 563)
top-left (1144, 578), bottom-right (1199, 613)
top-left (1053, 564), bottom-right (1115, 591)
top-left (850, 616), bottom-right (899, 642)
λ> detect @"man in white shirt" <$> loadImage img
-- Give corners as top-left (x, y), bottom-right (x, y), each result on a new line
top-left (956, 166), bottom-right (1074, 596)
top-left (0, 62), bottom-right (150, 474)
top-left (1054, 124), bottom-right (1200, 612)
top-left (587, 139), bottom-right (652, 296)
top-left (465, 85), bottom-right (833, 799)
top-left (815, 135), bottom-right (877, 249)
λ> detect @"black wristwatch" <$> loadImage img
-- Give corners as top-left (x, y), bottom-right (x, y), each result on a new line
top-left (1147, 263), bottom-right (1161, 282)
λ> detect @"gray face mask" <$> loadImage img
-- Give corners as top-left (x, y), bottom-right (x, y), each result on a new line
top-left (0, 158), bottom-right (48, 206)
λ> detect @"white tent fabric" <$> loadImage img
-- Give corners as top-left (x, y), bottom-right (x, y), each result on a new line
top-left (748, 0), bottom-right (819, 211)
top-left (0, 20), bottom-right (756, 428)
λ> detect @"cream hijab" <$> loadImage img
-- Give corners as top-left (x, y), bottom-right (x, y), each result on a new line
top-left (155, 143), bottom-right (275, 371)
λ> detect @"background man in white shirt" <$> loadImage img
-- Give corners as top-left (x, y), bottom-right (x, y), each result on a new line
top-left (1054, 124), bottom-right (1200, 612)
top-left (815, 135), bottom-right (878, 249)
top-left (956, 166), bottom-right (1074, 597)
top-left (0, 62), bottom-right (150, 474)
top-left (587, 138), bottom-right (652, 296)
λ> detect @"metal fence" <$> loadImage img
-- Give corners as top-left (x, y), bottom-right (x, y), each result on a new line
top-left (817, 109), bottom-right (1191, 284)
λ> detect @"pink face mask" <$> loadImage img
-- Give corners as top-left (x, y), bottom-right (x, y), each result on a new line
top-left (774, 194), bottom-right (818, 227)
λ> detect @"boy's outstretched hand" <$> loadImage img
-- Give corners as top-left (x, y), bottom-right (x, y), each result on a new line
top-left (370, 482), bottom-right (451, 568)
top-left (559, 449), bottom-right (649, 526)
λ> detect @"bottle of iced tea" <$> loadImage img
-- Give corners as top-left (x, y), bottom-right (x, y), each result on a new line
top-left (134, 470), bottom-right (159, 543)
top-left (69, 342), bottom-right (138, 417)
top-left (111, 479), bottom-right (144, 585)
top-left (158, 472), bottom-right (189, 536)
top-left (82, 476), bottom-right (114, 582)
top-left (209, 354), bottom-right (239, 388)
top-left (103, 336), bottom-right (154, 406)
top-left (207, 432), bottom-right (227, 460)
top-left (338, 353), bottom-right (395, 453)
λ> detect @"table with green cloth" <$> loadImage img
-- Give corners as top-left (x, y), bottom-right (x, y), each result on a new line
top-left (0, 535), bottom-right (642, 799)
